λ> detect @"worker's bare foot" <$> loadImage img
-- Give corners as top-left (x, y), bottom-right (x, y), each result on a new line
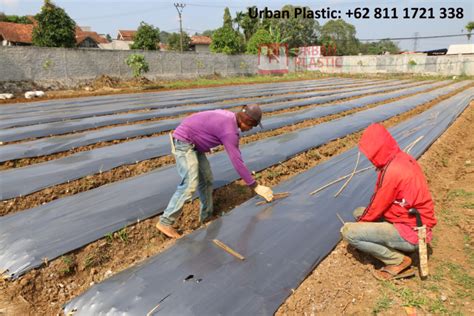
top-left (156, 222), bottom-right (181, 239)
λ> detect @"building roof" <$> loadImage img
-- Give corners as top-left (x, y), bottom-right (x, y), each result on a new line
top-left (0, 22), bottom-right (108, 46)
top-left (117, 30), bottom-right (136, 41)
top-left (0, 21), bottom-right (33, 44)
top-left (191, 35), bottom-right (211, 45)
top-left (76, 30), bottom-right (109, 44)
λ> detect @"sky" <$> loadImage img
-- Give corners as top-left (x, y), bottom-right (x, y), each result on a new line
top-left (1, 0), bottom-right (473, 51)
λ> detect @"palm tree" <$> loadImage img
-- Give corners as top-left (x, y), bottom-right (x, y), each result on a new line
top-left (234, 11), bottom-right (245, 33)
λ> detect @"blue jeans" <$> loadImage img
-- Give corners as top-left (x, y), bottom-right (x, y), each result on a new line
top-left (340, 207), bottom-right (417, 265)
top-left (159, 139), bottom-right (213, 226)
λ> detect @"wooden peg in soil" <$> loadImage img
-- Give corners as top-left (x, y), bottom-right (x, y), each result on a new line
top-left (255, 192), bottom-right (290, 206)
top-left (212, 239), bottom-right (245, 261)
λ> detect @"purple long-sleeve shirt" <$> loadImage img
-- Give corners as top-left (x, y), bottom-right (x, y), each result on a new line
top-left (173, 109), bottom-right (256, 186)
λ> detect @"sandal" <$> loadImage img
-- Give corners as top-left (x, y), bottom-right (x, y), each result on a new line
top-left (373, 267), bottom-right (416, 280)
top-left (372, 256), bottom-right (413, 281)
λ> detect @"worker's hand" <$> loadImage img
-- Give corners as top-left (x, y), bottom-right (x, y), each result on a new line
top-left (254, 184), bottom-right (273, 202)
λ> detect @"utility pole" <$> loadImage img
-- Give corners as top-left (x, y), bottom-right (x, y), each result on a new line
top-left (174, 3), bottom-right (186, 53)
top-left (413, 32), bottom-right (419, 52)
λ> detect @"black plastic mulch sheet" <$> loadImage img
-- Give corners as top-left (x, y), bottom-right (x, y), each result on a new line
top-left (0, 79), bottom-right (381, 129)
top-left (0, 80), bottom-right (409, 142)
top-left (0, 78), bottom-right (346, 116)
top-left (0, 80), bottom-right (419, 160)
top-left (63, 87), bottom-right (474, 316)
top-left (0, 82), bottom-right (470, 279)
top-left (0, 81), bottom-right (452, 200)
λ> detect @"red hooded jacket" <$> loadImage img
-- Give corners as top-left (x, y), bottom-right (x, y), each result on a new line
top-left (358, 124), bottom-right (436, 244)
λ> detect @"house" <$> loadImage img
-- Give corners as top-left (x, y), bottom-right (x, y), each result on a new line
top-left (190, 35), bottom-right (211, 53)
top-left (117, 30), bottom-right (136, 41)
top-left (76, 27), bottom-right (109, 48)
top-left (0, 21), bottom-right (33, 46)
top-left (446, 44), bottom-right (474, 55)
top-left (0, 22), bottom-right (108, 48)
top-left (159, 42), bottom-right (168, 51)
top-left (112, 30), bottom-right (136, 50)
top-left (98, 40), bottom-right (132, 50)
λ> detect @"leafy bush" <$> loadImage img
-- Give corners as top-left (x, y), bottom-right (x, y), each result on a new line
top-left (126, 54), bottom-right (149, 77)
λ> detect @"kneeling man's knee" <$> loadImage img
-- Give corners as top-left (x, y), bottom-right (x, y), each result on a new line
top-left (340, 223), bottom-right (356, 242)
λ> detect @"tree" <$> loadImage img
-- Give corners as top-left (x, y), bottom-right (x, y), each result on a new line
top-left (105, 34), bottom-right (112, 42)
top-left (320, 19), bottom-right (359, 55)
top-left (210, 7), bottom-right (243, 54)
top-left (32, 0), bottom-right (76, 48)
top-left (0, 14), bottom-right (33, 24)
top-left (159, 31), bottom-right (171, 43)
top-left (223, 7), bottom-right (232, 28)
top-left (246, 28), bottom-right (273, 54)
top-left (201, 29), bottom-right (215, 38)
top-left (130, 21), bottom-right (160, 50)
top-left (233, 11), bottom-right (245, 32)
top-left (359, 39), bottom-right (400, 55)
top-left (269, 5), bottom-right (319, 49)
top-left (168, 32), bottom-right (191, 51)
top-left (466, 22), bottom-right (474, 40)
top-left (238, 6), bottom-right (260, 42)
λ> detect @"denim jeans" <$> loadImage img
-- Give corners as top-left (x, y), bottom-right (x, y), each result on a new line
top-left (340, 207), bottom-right (417, 265)
top-left (159, 139), bottom-right (214, 226)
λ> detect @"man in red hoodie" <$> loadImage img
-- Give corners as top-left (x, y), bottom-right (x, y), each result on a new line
top-left (341, 123), bottom-right (436, 280)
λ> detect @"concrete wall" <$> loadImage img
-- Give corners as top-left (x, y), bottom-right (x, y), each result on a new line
top-left (293, 54), bottom-right (474, 76)
top-left (1, 46), bottom-right (473, 88)
top-left (0, 46), bottom-right (258, 87)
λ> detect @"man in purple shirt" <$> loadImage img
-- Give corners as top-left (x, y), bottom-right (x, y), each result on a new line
top-left (156, 104), bottom-right (274, 238)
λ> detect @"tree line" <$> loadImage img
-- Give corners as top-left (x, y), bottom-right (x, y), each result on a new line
top-left (2, 1), bottom-right (473, 55)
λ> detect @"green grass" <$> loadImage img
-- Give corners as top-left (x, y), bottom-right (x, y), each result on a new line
top-left (447, 189), bottom-right (474, 201)
top-left (105, 232), bottom-right (114, 243)
top-left (445, 262), bottom-right (474, 292)
top-left (438, 208), bottom-right (460, 225)
top-left (84, 255), bottom-right (95, 269)
top-left (372, 293), bottom-right (393, 314)
top-left (461, 202), bottom-right (474, 209)
top-left (157, 72), bottom-right (329, 90)
top-left (59, 255), bottom-right (75, 275)
top-left (141, 71), bottom-right (473, 92)
top-left (117, 228), bottom-right (129, 243)
top-left (428, 298), bottom-right (449, 313)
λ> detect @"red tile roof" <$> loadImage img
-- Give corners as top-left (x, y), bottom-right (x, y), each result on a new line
top-left (117, 30), bottom-right (136, 41)
top-left (0, 22), bottom-right (108, 46)
top-left (0, 22), bottom-right (33, 44)
top-left (76, 30), bottom-right (109, 44)
top-left (191, 35), bottom-right (211, 45)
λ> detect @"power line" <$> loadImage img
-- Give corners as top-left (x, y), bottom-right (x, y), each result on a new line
top-left (359, 33), bottom-right (469, 42)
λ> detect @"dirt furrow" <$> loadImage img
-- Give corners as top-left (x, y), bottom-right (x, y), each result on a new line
top-left (0, 84), bottom-right (468, 316)
top-left (2, 82), bottom-right (464, 215)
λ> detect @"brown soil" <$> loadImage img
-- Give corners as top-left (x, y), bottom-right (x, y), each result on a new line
top-left (1, 82), bottom-right (464, 216)
top-left (276, 102), bottom-right (474, 315)
top-left (3, 79), bottom-right (393, 147)
top-left (0, 82), bottom-right (471, 316)
top-left (0, 72), bottom-right (404, 106)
